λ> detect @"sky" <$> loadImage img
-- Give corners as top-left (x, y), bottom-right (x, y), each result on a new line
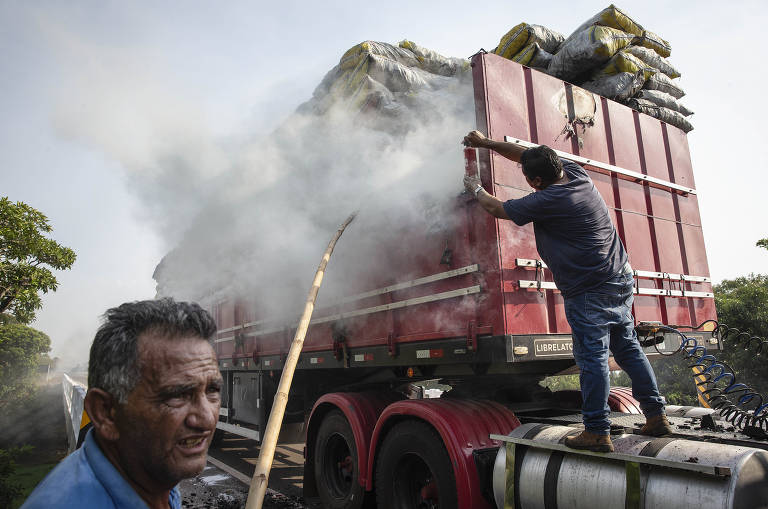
top-left (2, 1), bottom-right (766, 367)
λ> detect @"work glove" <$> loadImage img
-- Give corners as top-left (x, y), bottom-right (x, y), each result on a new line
top-left (464, 174), bottom-right (482, 196)
top-left (463, 130), bottom-right (488, 148)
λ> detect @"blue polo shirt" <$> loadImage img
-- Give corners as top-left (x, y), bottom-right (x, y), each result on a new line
top-left (21, 429), bottom-right (181, 509)
top-left (503, 158), bottom-right (627, 298)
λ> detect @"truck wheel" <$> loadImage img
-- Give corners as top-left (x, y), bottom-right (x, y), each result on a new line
top-left (314, 410), bottom-right (367, 509)
top-left (375, 421), bottom-right (457, 509)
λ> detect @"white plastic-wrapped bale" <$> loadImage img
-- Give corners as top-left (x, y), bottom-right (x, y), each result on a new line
top-left (635, 89), bottom-right (693, 116)
top-left (339, 41), bottom-right (419, 71)
top-left (627, 97), bottom-right (693, 132)
top-left (548, 25), bottom-right (636, 82)
top-left (399, 40), bottom-right (469, 77)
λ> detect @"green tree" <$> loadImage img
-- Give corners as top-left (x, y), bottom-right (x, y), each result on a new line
top-left (712, 274), bottom-right (768, 397)
top-left (0, 197), bottom-right (75, 324)
top-left (0, 323), bottom-right (50, 409)
top-left (757, 238), bottom-right (767, 250)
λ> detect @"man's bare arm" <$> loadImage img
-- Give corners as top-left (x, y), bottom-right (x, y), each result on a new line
top-left (463, 130), bottom-right (525, 163)
top-left (463, 174), bottom-right (510, 219)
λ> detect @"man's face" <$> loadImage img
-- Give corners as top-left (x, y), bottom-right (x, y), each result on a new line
top-left (115, 333), bottom-right (222, 489)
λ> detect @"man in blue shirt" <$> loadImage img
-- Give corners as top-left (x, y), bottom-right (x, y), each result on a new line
top-left (463, 130), bottom-right (671, 452)
top-left (23, 299), bottom-right (223, 508)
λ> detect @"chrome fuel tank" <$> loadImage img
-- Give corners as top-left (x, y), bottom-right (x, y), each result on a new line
top-left (493, 423), bottom-right (768, 509)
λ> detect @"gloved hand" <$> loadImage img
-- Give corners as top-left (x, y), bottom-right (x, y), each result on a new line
top-left (463, 130), bottom-right (488, 148)
top-left (464, 174), bottom-right (482, 196)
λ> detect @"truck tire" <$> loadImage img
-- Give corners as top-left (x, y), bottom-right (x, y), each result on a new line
top-left (375, 420), bottom-right (457, 509)
top-left (314, 410), bottom-right (367, 509)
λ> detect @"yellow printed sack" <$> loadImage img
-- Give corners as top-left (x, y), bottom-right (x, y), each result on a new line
top-left (597, 50), bottom-right (656, 80)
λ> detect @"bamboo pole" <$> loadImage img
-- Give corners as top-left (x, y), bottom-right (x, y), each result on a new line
top-left (244, 212), bottom-right (357, 509)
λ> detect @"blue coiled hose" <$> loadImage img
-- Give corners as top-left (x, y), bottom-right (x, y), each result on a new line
top-left (640, 321), bottom-right (768, 433)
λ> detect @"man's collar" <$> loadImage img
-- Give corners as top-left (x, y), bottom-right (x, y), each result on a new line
top-left (82, 429), bottom-right (181, 508)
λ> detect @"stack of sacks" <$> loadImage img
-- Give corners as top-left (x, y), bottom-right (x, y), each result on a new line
top-left (493, 23), bottom-right (565, 71)
top-left (304, 40), bottom-right (470, 117)
top-left (492, 5), bottom-right (694, 132)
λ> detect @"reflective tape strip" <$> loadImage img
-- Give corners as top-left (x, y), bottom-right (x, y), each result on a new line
top-left (503, 137), bottom-right (696, 195)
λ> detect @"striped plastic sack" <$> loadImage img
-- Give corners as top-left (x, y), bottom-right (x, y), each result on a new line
top-left (634, 30), bottom-right (671, 58)
top-left (643, 72), bottom-right (684, 99)
top-left (581, 71), bottom-right (645, 101)
top-left (548, 26), bottom-right (636, 82)
top-left (627, 98), bottom-right (693, 132)
top-left (635, 89), bottom-right (693, 116)
top-left (512, 42), bottom-right (554, 70)
top-left (596, 50), bottom-right (657, 80)
top-left (625, 45), bottom-right (679, 78)
top-left (494, 23), bottom-right (564, 59)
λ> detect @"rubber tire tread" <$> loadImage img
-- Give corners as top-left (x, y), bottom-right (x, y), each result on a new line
top-left (314, 409), bottom-right (366, 509)
top-left (375, 420), bottom-right (457, 509)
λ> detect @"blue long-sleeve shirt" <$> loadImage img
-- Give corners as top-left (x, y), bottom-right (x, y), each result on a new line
top-left (21, 429), bottom-right (181, 509)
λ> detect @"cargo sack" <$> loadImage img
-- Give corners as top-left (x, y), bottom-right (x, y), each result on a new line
top-left (635, 89), bottom-right (693, 116)
top-left (365, 54), bottom-right (431, 93)
top-left (348, 75), bottom-right (398, 113)
top-left (563, 5), bottom-right (671, 58)
top-left (399, 40), bottom-right (469, 77)
top-left (643, 72), bottom-right (685, 99)
top-left (339, 41), bottom-right (418, 71)
top-left (595, 49), bottom-right (656, 80)
top-left (494, 23), bottom-right (565, 59)
top-left (627, 98), bottom-right (693, 132)
top-left (512, 42), bottom-right (554, 70)
top-left (634, 30), bottom-right (671, 58)
top-left (581, 71), bottom-right (645, 101)
top-left (548, 26), bottom-right (636, 82)
top-left (568, 4), bottom-right (646, 40)
top-left (624, 45), bottom-right (680, 78)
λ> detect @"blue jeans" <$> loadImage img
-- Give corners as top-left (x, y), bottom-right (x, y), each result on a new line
top-left (563, 269), bottom-right (665, 434)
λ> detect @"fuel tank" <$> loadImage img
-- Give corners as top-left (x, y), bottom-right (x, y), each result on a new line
top-left (493, 423), bottom-right (768, 509)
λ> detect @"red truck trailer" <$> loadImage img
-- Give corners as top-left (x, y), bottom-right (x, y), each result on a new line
top-left (208, 53), bottom-right (767, 508)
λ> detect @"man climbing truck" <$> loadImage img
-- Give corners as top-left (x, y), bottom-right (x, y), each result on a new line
top-left (204, 52), bottom-right (768, 508)
top-left (461, 130), bottom-right (671, 452)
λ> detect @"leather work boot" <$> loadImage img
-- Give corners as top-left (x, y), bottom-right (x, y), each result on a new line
top-left (563, 430), bottom-right (614, 453)
top-left (640, 414), bottom-right (673, 437)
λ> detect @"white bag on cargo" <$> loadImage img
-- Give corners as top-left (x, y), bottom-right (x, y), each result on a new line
top-left (339, 41), bottom-right (419, 71)
top-left (399, 40), bottom-right (469, 77)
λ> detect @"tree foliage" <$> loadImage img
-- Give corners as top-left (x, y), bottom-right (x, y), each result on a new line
top-left (712, 274), bottom-right (768, 397)
top-left (0, 197), bottom-right (75, 324)
top-left (0, 323), bottom-right (50, 410)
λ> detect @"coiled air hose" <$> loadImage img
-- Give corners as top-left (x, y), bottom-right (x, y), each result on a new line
top-left (639, 320), bottom-right (768, 433)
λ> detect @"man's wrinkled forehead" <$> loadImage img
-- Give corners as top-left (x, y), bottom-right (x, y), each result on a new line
top-left (136, 332), bottom-right (217, 382)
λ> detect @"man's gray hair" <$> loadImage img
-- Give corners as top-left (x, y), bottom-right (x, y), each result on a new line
top-left (88, 298), bottom-right (217, 403)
